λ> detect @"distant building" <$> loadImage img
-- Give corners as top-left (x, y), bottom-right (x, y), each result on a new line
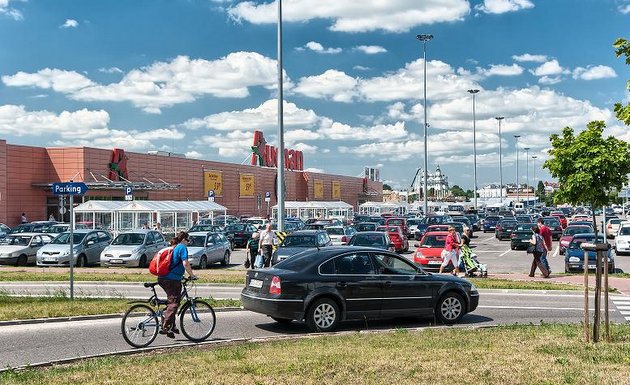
top-left (412, 165), bottom-right (450, 199)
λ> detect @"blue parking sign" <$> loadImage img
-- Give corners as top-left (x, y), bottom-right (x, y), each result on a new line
top-left (125, 186), bottom-right (133, 195)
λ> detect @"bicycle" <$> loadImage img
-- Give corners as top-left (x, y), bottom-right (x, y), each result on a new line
top-left (121, 276), bottom-right (216, 348)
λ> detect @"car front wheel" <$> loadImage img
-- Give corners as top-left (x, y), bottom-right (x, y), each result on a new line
top-left (436, 292), bottom-right (465, 325)
top-left (306, 297), bottom-right (340, 332)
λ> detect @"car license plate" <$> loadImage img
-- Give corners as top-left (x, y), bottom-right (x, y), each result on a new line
top-left (428, 261), bottom-right (442, 265)
top-left (43, 256), bottom-right (57, 262)
top-left (249, 279), bottom-right (263, 288)
top-left (522, 240), bottom-right (530, 243)
top-left (587, 264), bottom-right (596, 269)
top-left (109, 259), bottom-right (123, 264)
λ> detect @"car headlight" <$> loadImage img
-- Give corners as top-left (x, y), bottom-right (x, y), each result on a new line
top-left (469, 283), bottom-right (478, 293)
top-left (569, 257), bottom-right (580, 262)
top-left (61, 249), bottom-right (70, 256)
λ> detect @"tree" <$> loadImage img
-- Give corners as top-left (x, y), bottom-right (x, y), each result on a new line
top-left (450, 185), bottom-right (467, 197)
top-left (613, 38), bottom-right (630, 125)
top-left (543, 121), bottom-right (630, 238)
top-left (382, 183), bottom-right (392, 191)
top-left (537, 181), bottom-right (545, 200)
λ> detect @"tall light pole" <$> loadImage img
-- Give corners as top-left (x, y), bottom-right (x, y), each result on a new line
top-left (468, 89), bottom-right (480, 210)
top-left (514, 135), bottom-right (521, 206)
top-left (417, 33), bottom-right (433, 216)
top-left (524, 147), bottom-right (530, 209)
top-left (276, 0), bottom-right (285, 231)
top-left (495, 117), bottom-right (504, 204)
top-left (532, 155), bottom-right (538, 204)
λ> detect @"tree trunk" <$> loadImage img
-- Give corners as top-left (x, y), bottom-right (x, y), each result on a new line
top-left (592, 204), bottom-right (598, 240)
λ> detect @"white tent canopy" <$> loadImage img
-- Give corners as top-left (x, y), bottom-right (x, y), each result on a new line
top-left (358, 202), bottom-right (409, 216)
top-left (272, 201), bottom-right (354, 220)
top-left (73, 200), bottom-right (227, 235)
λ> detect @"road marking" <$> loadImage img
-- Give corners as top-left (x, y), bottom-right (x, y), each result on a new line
top-left (481, 236), bottom-right (497, 242)
top-left (499, 249), bottom-right (512, 257)
top-left (478, 305), bottom-right (587, 311)
top-left (553, 247), bottom-right (559, 257)
top-left (611, 297), bottom-right (630, 321)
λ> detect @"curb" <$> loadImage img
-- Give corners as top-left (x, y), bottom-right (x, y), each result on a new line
top-left (0, 307), bottom-right (243, 327)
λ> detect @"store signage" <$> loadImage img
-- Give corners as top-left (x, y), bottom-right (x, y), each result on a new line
top-left (240, 173), bottom-right (255, 197)
top-left (251, 130), bottom-right (303, 171)
top-left (314, 179), bottom-right (324, 199)
top-left (204, 170), bottom-right (223, 197)
top-left (52, 182), bottom-right (88, 196)
top-left (332, 181), bottom-right (341, 200)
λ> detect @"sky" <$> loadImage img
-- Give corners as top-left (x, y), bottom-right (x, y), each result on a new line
top-left (0, 0), bottom-right (628, 191)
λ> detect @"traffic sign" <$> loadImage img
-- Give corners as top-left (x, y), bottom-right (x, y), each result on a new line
top-left (59, 206), bottom-right (67, 215)
top-left (208, 190), bottom-right (215, 202)
top-left (52, 182), bottom-right (88, 195)
top-left (124, 185), bottom-right (133, 201)
top-left (265, 191), bottom-right (271, 198)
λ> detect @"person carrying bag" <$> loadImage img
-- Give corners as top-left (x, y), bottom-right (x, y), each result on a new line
top-left (528, 226), bottom-right (549, 278)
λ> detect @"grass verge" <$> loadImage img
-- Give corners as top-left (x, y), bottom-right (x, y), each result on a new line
top-left (0, 295), bottom-right (241, 321)
top-left (468, 278), bottom-right (581, 291)
top-left (2, 324), bottom-right (629, 384)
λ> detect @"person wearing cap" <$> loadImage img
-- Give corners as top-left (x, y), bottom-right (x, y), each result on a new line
top-left (439, 226), bottom-right (461, 276)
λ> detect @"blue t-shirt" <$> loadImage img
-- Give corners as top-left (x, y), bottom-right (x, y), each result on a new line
top-left (162, 243), bottom-right (188, 281)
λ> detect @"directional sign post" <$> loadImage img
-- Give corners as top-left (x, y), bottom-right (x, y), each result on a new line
top-left (52, 181), bottom-right (89, 300)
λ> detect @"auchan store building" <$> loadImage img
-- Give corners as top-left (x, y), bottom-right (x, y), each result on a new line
top-left (0, 131), bottom-right (382, 227)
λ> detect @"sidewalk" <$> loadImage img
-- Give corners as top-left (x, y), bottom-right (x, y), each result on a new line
top-left (491, 273), bottom-right (630, 295)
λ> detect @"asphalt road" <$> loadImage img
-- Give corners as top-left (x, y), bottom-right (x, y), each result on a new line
top-left (1, 290), bottom-right (628, 369)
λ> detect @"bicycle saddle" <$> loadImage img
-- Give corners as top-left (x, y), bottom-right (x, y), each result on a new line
top-left (144, 282), bottom-right (159, 288)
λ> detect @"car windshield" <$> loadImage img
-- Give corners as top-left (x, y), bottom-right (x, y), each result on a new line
top-left (356, 223), bottom-right (377, 231)
top-left (609, 219), bottom-right (621, 224)
top-left (544, 219), bottom-right (561, 227)
top-left (515, 224), bottom-right (533, 231)
top-left (325, 228), bottom-right (344, 235)
top-left (564, 227), bottom-right (591, 236)
top-left (452, 217), bottom-right (471, 225)
top-left (619, 227), bottom-right (630, 236)
top-left (188, 235), bottom-right (206, 248)
top-left (420, 235), bottom-right (446, 248)
top-left (282, 235), bottom-right (317, 247)
top-left (500, 221), bottom-right (518, 228)
top-left (387, 219), bottom-right (404, 226)
top-left (112, 233), bottom-right (145, 245)
top-left (569, 236), bottom-right (604, 248)
top-left (1, 235), bottom-right (31, 246)
top-left (226, 224), bottom-right (247, 232)
top-left (516, 216), bottom-right (531, 222)
top-left (350, 234), bottom-right (385, 246)
top-left (189, 225), bottom-right (214, 232)
top-left (407, 219), bottom-right (422, 226)
top-left (486, 216), bottom-right (501, 222)
top-left (52, 233), bottom-right (86, 244)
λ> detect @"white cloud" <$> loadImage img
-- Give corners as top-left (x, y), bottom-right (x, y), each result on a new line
top-left (185, 151), bottom-right (204, 159)
top-left (2, 53), bottom-right (288, 113)
top-left (304, 167), bottom-right (325, 174)
top-left (0, 105), bottom-right (109, 138)
top-left (0, 0), bottom-right (23, 20)
top-left (98, 67), bottom-right (123, 74)
top-left (477, 63), bottom-right (524, 77)
top-left (572, 65), bottom-right (617, 81)
top-left (200, 130), bottom-right (255, 158)
top-left (354, 45), bottom-right (387, 54)
top-left (227, 0), bottom-right (470, 33)
top-left (530, 59), bottom-right (570, 77)
top-left (619, 3), bottom-right (630, 14)
top-left (475, 0), bottom-right (534, 14)
top-left (320, 121), bottom-right (408, 141)
top-left (353, 65), bottom-right (371, 71)
top-left (60, 19), bottom-right (78, 28)
top-left (297, 41), bottom-right (342, 54)
top-left (292, 143), bottom-right (319, 154)
top-left (538, 76), bottom-right (562, 85)
top-left (511, 53), bottom-right (549, 63)
top-left (293, 70), bottom-right (358, 103)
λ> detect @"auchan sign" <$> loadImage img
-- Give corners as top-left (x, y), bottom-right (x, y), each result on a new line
top-left (251, 130), bottom-right (304, 171)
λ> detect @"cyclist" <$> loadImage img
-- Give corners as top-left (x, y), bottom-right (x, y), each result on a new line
top-left (158, 231), bottom-right (196, 338)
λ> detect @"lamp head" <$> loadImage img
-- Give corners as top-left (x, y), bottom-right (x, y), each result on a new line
top-left (416, 34), bottom-right (433, 41)
top-left (467, 89), bottom-right (480, 94)
top-left (495, 116), bottom-right (504, 121)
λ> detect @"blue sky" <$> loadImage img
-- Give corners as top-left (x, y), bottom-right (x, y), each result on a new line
top-left (0, 0), bottom-right (628, 191)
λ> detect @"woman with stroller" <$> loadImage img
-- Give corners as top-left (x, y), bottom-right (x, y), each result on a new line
top-left (439, 226), bottom-right (460, 276)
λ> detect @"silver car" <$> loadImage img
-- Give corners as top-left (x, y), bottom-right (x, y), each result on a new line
top-left (187, 231), bottom-right (231, 269)
top-left (36, 229), bottom-right (112, 267)
top-left (325, 226), bottom-right (357, 245)
top-left (0, 233), bottom-right (55, 266)
top-left (100, 230), bottom-right (168, 268)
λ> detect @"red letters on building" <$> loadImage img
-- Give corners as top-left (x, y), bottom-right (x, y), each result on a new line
top-left (251, 130), bottom-right (303, 171)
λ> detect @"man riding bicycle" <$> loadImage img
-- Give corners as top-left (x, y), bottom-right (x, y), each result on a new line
top-left (158, 231), bottom-right (197, 338)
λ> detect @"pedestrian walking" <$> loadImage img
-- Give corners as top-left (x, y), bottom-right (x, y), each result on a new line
top-left (245, 231), bottom-right (259, 269)
top-left (258, 223), bottom-right (277, 267)
top-left (48, 214), bottom-right (56, 221)
top-left (529, 226), bottom-right (549, 278)
top-left (537, 218), bottom-right (553, 273)
top-left (20, 213), bottom-right (27, 224)
top-left (157, 231), bottom-right (196, 338)
top-left (439, 226), bottom-right (460, 276)
top-left (153, 222), bottom-right (162, 232)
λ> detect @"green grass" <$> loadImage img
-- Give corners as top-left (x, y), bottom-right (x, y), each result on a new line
top-left (468, 278), bottom-right (581, 291)
top-left (0, 295), bottom-right (241, 321)
top-left (2, 324), bottom-right (629, 384)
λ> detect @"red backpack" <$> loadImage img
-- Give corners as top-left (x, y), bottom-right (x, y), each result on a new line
top-left (149, 246), bottom-right (174, 276)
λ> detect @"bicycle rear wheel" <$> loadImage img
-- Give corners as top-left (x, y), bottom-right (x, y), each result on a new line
top-left (121, 304), bottom-right (159, 348)
top-left (179, 299), bottom-right (216, 342)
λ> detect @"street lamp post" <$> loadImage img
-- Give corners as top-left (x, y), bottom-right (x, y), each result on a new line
top-left (276, 0), bottom-right (285, 231)
top-left (514, 135), bottom-right (521, 206)
top-left (468, 89), bottom-right (480, 210)
top-left (417, 33), bottom-right (433, 216)
top-left (495, 117), bottom-right (504, 204)
top-left (532, 155), bottom-right (538, 204)
top-left (524, 147), bottom-right (530, 209)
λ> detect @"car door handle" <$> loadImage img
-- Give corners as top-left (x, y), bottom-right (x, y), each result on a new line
top-left (384, 281), bottom-right (393, 287)
top-left (336, 282), bottom-right (347, 288)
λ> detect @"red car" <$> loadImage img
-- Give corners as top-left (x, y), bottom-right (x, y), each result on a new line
top-left (550, 212), bottom-right (568, 228)
top-left (559, 225), bottom-right (593, 255)
top-left (412, 231), bottom-right (457, 271)
top-left (376, 225), bottom-right (409, 252)
top-left (385, 217), bottom-right (410, 237)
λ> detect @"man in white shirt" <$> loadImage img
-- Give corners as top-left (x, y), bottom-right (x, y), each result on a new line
top-left (258, 223), bottom-right (277, 267)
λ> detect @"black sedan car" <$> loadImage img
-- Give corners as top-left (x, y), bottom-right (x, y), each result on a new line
top-left (241, 247), bottom-right (479, 332)
top-left (541, 217), bottom-right (563, 240)
top-left (510, 223), bottom-right (534, 250)
top-left (224, 223), bottom-right (258, 248)
top-left (495, 219), bottom-right (518, 240)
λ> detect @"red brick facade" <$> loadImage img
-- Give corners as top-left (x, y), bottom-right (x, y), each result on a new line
top-left (0, 140), bottom-right (382, 226)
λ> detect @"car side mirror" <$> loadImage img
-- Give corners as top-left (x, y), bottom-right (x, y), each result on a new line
top-left (389, 243), bottom-right (395, 248)
top-left (207, 242), bottom-right (214, 246)
top-left (86, 240), bottom-right (95, 246)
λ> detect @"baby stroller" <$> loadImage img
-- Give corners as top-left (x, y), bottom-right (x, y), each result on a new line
top-left (459, 244), bottom-right (487, 278)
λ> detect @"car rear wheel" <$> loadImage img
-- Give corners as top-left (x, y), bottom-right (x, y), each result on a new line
top-left (306, 297), bottom-right (340, 332)
top-left (76, 254), bottom-right (87, 267)
top-left (436, 292), bottom-right (465, 325)
top-left (138, 255), bottom-right (147, 268)
top-left (199, 255), bottom-right (207, 269)
top-left (16, 254), bottom-right (28, 267)
top-left (221, 251), bottom-right (230, 266)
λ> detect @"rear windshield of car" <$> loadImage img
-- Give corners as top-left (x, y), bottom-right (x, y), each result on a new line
top-left (226, 224), bottom-right (247, 231)
top-left (189, 225), bottom-right (214, 232)
top-left (569, 236), bottom-right (604, 248)
top-left (281, 235), bottom-right (317, 247)
top-left (486, 216), bottom-right (501, 221)
top-left (349, 234), bottom-right (385, 246)
top-left (499, 221), bottom-right (517, 227)
top-left (515, 224), bottom-right (534, 231)
top-left (609, 219), bottom-right (622, 224)
top-left (387, 219), bottom-right (404, 226)
top-left (619, 227), bottom-right (630, 236)
top-left (407, 219), bottom-right (422, 226)
top-left (420, 235), bottom-right (446, 248)
top-left (543, 219), bottom-right (561, 226)
top-left (112, 233), bottom-right (145, 245)
top-left (325, 228), bottom-right (344, 235)
top-left (564, 226), bottom-right (592, 236)
top-left (356, 223), bottom-right (377, 231)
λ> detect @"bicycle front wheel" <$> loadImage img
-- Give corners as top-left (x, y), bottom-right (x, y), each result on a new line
top-left (179, 299), bottom-right (216, 342)
top-left (121, 304), bottom-right (159, 348)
